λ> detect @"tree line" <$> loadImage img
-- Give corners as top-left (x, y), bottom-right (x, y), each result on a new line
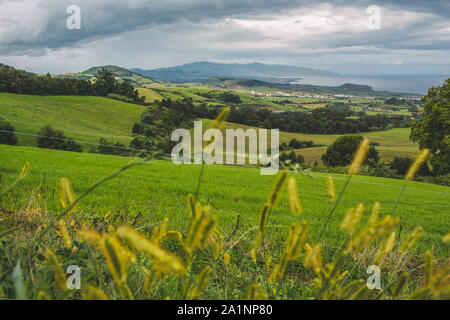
top-left (0, 64), bottom-right (144, 103)
top-left (195, 103), bottom-right (410, 134)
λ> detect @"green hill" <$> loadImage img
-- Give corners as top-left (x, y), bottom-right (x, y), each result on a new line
top-left (59, 65), bottom-right (160, 88)
top-left (0, 92), bottom-right (145, 148)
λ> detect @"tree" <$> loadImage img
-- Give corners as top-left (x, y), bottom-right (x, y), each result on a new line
top-left (94, 69), bottom-right (117, 96)
top-left (0, 118), bottom-right (18, 145)
top-left (322, 135), bottom-right (379, 167)
top-left (389, 156), bottom-right (431, 177)
top-left (36, 125), bottom-right (82, 152)
top-left (410, 79), bottom-right (450, 175)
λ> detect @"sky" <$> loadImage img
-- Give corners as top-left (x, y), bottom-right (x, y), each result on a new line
top-left (0, 0), bottom-right (449, 76)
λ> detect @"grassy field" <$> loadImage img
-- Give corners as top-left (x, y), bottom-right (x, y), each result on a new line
top-left (0, 144), bottom-right (449, 299)
top-left (0, 93), bottom-right (145, 148)
top-left (1, 144), bottom-right (448, 255)
top-left (204, 120), bottom-right (419, 164)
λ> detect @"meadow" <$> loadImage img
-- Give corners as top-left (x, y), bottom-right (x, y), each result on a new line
top-left (0, 143), bottom-right (449, 300)
top-left (0, 92), bottom-right (146, 148)
top-left (203, 120), bottom-right (419, 164)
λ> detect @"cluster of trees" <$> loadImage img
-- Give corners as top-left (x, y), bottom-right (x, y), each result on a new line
top-left (322, 135), bottom-right (380, 168)
top-left (36, 125), bottom-right (82, 152)
top-left (97, 138), bottom-right (129, 156)
top-left (131, 98), bottom-right (198, 153)
top-left (280, 139), bottom-right (315, 151)
top-left (0, 118), bottom-right (18, 145)
top-left (195, 91), bottom-right (242, 104)
top-left (388, 156), bottom-right (431, 177)
top-left (280, 151), bottom-right (305, 166)
top-left (194, 105), bottom-right (410, 135)
top-left (0, 64), bottom-right (144, 103)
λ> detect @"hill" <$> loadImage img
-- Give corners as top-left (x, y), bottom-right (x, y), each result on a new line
top-left (59, 65), bottom-right (159, 87)
top-left (0, 92), bottom-right (145, 148)
top-left (131, 61), bottom-right (338, 83)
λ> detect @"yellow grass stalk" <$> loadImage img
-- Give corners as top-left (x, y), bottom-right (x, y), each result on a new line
top-left (340, 203), bottom-right (364, 234)
top-left (250, 248), bottom-right (257, 263)
top-left (372, 232), bottom-right (396, 265)
top-left (349, 216), bottom-right (400, 254)
top-left (405, 149), bottom-right (430, 180)
top-left (392, 272), bottom-right (409, 297)
top-left (117, 226), bottom-right (186, 276)
top-left (287, 177), bottom-right (302, 215)
top-left (82, 284), bottom-right (110, 300)
top-left (443, 232), bottom-right (450, 243)
top-left (185, 205), bottom-right (218, 253)
top-left (269, 222), bottom-right (308, 282)
top-left (20, 162), bottom-right (30, 178)
top-left (224, 253), bottom-right (231, 265)
top-left (141, 267), bottom-right (156, 293)
top-left (303, 243), bottom-right (323, 272)
top-left (103, 211), bottom-right (112, 220)
top-left (78, 230), bottom-right (103, 249)
top-left (254, 203), bottom-right (271, 248)
top-left (187, 194), bottom-right (196, 219)
top-left (326, 175), bottom-right (336, 201)
top-left (348, 138), bottom-right (370, 176)
top-left (384, 232), bottom-right (396, 254)
top-left (58, 219), bottom-right (72, 249)
top-left (424, 251), bottom-right (434, 286)
top-left (265, 256), bottom-right (272, 271)
top-left (399, 227), bottom-right (424, 253)
top-left (247, 284), bottom-right (269, 300)
top-left (211, 229), bottom-right (223, 260)
top-left (101, 235), bottom-right (133, 285)
top-left (45, 248), bottom-right (67, 291)
top-left (59, 178), bottom-right (76, 214)
top-left (188, 266), bottom-right (211, 300)
top-left (37, 291), bottom-right (52, 300)
top-left (267, 171), bottom-right (288, 207)
top-left (368, 202), bottom-right (381, 226)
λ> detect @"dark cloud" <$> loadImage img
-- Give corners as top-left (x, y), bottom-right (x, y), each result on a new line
top-left (0, 0), bottom-right (448, 75)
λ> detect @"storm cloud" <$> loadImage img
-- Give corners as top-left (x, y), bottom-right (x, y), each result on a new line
top-left (0, 0), bottom-right (448, 75)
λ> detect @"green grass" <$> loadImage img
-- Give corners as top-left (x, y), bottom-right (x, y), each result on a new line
top-left (1, 144), bottom-right (448, 258)
top-left (203, 120), bottom-right (419, 164)
top-left (137, 88), bottom-right (164, 103)
top-left (0, 93), bottom-right (145, 148)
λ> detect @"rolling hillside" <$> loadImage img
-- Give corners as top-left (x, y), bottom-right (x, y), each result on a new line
top-left (201, 120), bottom-right (419, 164)
top-left (59, 65), bottom-right (160, 87)
top-left (0, 92), bottom-right (145, 148)
top-left (0, 92), bottom-right (419, 163)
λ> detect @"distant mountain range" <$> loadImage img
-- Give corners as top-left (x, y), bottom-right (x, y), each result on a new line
top-left (131, 61), bottom-right (338, 83)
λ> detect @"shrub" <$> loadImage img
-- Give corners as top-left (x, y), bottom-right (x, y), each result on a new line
top-left (98, 138), bottom-right (129, 156)
top-left (0, 118), bottom-right (18, 145)
top-left (36, 125), bottom-right (82, 152)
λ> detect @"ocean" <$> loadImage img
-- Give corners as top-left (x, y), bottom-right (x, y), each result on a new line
top-left (290, 74), bottom-right (449, 95)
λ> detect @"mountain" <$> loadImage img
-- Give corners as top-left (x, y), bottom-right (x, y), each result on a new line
top-left (131, 61), bottom-right (338, 83)
top-left (58, 65), bottom-right (159, 87)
